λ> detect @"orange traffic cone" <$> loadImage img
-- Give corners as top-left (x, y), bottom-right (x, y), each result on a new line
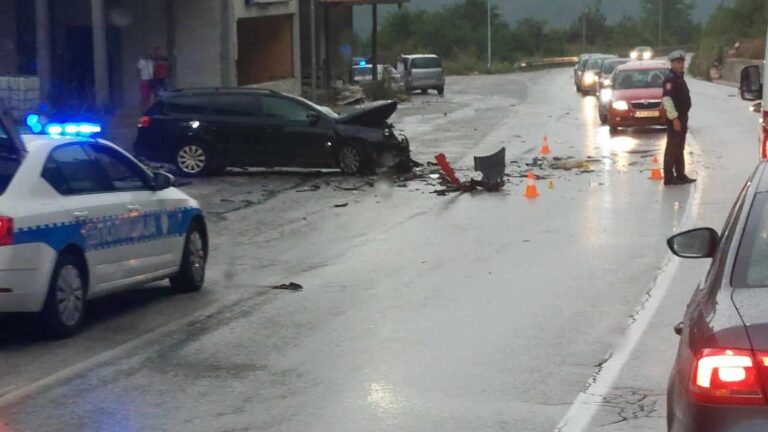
top-left (540, 136), bottom-right (552, 156)
top-left (524, 172), bottom-right (540, 198)
top-left (649, 156), bottom-right (663, 181)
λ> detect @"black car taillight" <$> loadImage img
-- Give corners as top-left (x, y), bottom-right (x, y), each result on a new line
top-left (138, 116), bottom-right (151, 128)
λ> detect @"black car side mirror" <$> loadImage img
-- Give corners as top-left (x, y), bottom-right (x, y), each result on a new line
top-left (307, 112), bottom-right (320, 125)
top-left (740, 65), bottom-right (763, 101)
top-left (667, 227), bottom-right (719, 259)
top-left (751, 101), bottom-right (763, 113)
top-left (153, 170), bottom-right (175, 191)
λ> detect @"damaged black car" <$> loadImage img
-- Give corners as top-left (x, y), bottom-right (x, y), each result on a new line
top-left (133, 88), bottom-right (411, 177)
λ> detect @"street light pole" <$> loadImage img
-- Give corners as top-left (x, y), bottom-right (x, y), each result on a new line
top-left (658, 0), bottom-right (663, 49)
top-left (310, 0), bottom-right (316, 101)
top-left (487, 0), bottom-right (491, 71)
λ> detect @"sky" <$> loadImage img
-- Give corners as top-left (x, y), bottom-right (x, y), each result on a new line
top-left (354, 0), bottom-right (725, 34)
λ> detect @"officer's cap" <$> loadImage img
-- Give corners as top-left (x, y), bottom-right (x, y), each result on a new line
top-left (667, 50), bottom-right (687, 62)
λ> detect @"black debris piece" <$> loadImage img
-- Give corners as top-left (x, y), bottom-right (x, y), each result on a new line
top-left (273, 282), bottom-right (303, 291)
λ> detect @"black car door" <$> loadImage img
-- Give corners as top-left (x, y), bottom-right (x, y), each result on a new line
top-left (204, 93), bottom-right (278, 167)
top-left (259, 95), bottom-right (335, 166)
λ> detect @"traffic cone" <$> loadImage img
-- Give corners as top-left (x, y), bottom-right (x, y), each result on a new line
top-left (649, 156), bottom-right (663, 181)
top-left (540, 136), bottom-right (552, 156)
top-left (524, 172), bottom-right (540, 198)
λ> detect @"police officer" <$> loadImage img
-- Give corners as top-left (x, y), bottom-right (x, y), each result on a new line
top-left (662, 50), bottom-right (696, 185)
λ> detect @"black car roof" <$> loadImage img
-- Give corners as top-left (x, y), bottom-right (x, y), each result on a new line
top-left (165, 87), bottom-right (284, 97)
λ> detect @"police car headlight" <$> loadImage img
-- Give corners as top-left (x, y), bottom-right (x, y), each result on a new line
top-left (600, 89), bottom-right (613, 103)
top-left (583, 71), bottom-right (596, 84)
top-left (612, 100), bottom-right (629, 111)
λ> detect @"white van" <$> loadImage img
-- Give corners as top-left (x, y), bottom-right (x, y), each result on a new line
top-left (739, 27), bottom-right (768, 159)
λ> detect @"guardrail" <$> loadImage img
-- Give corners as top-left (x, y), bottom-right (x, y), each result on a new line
top-left (514, 56), bottom-right (579, 70)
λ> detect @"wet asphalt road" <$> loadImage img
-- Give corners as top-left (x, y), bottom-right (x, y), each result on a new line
top-left (0, 69), bottom-right (760, 431)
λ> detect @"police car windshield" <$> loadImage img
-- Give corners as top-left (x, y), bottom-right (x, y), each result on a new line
top-left (0, 124), bottom-right (20, 195)
top-left (613, 69), bottom-right (669, 90)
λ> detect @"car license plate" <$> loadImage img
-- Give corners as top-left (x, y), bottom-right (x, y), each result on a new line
top-left (635, 111), bottom-right (660, 118)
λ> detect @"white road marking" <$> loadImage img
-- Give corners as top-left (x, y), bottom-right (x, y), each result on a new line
top-left (554, 135), bottom-right (704, 432)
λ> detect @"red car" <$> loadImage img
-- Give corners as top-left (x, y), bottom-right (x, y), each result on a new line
top-left (607, 61), bottom-right (670, 132)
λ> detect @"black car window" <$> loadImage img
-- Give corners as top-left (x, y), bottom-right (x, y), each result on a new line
top-left (0, 120), bottom-right (20, 195)
top-left (88, 144), bottom-right (151, 191)
top-left (261, 96), bottom-right (314, 123)
top-left (207, 94), bottom-right (262, 117)
top-left (42, 144), bottom-right (111, 195)
top-left (733, 193), bottom-right (768, 287)
top-left (166, 95), bottom-right (209, 115)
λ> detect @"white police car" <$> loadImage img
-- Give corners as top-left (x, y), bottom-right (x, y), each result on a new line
top-left (0, 113), bottom-right (208, 337)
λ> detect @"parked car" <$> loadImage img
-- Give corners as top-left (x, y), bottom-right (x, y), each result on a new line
top-left (598, 59), bottom-right (631, 123)
top-left (0, 112), bottom-right (208, 337)
top-left (606, 61), bottom-right (670, 132)
top-left (666, 162), bottom-right (768, 431)
top-left (739, 25), bottom-right (768, 159)
top-left (397, 54), bottom-right (445, 95)
top-left (630, 46), bottom-right (654, 60)
top-left (579, 54), bottom-right (618, 95)
top-left (133, 88), bottom-right (411, 177)
top-left (350, 64), bottom-right (406, 93)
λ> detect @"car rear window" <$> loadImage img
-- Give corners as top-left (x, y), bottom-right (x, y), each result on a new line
top-left (165, 95), bottom-right (209, 115)
top-left (733, 193), bottom-right (768, 287)
top-left (0, 122), bottom-right (20, 195)
top-left (411, 57), bottom-right (442, 69)
top-left (613, 68), bottom-right (669, 90)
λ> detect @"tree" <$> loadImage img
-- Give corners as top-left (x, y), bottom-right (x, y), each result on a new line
top-left (639, 0), bottom-right (699, 47)
top-left (568, 0), bottom-right (608, 45)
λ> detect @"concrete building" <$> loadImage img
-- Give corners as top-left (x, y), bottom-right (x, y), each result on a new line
top-left (2, 0), bottom-right (303, 112)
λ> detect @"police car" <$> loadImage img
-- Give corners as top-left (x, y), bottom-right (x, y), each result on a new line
top-left (0, 112), bottom-right (208, 337)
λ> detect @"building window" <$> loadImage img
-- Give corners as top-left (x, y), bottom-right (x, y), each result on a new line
top-left (237, 15), bottom-right (294, 86)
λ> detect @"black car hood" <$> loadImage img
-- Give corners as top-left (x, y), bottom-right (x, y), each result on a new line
top-left (337, 101), bottom-right (398, 128)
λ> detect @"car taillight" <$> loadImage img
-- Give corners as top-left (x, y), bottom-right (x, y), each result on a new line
top-left (691, 348), bottom-right (767, 405)
top-left (138, 116), bottom-right (151, 128)
top-left (0, 216), bottom-right (13, 247)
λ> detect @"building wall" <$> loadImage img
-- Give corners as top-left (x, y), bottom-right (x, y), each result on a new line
top-left (0, 0), bottom-right (17, 75)
top-left (237, 15), bottom-right (294, 86)
top-left (173, 0), bottom-right (222, 89)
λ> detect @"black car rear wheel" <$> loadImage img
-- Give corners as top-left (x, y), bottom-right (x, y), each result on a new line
top-left (175, 142), bottom-right (213, 177)
top-left (338, 144), bottom-right (364, 175)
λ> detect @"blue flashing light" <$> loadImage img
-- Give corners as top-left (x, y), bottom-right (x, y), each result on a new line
top-left (25, 114), bottom-right (43, 133)
top-left (358, 60), bottom-right (367, 66)
top-left (44, 122), bottom-right (102, 137)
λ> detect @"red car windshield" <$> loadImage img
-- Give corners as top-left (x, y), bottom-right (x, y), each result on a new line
top-left (613, 69), bottom-right (669, 90)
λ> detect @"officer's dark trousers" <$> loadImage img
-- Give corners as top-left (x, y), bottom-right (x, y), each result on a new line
top-left (664, 115), bottom-right (688, 180)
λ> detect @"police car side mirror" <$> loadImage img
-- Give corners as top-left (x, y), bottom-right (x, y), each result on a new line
top-left (152, 171), bottom-right (174, 191)
top-left (740, 65), bottom-right (763, 101)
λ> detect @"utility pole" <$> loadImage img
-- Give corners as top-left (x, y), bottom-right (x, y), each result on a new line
top-left (487, 0), bottom-right (491, 71)
top-left (658, 0), bottom-right (663, 49)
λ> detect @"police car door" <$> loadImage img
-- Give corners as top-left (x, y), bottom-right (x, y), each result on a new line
top-left (41, 142), bottom-right (134, 294)
top-left (86, 142), bottom-right (176, 280)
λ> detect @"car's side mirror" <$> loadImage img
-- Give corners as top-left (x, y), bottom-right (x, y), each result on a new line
top-left (307, 112), bottom-right (320, 125)
top-left (751, 101), bottom-right (763, 113)
top-left (740, 65), bottom-right (763, 101)
top-left (667, 227), bottom-right (719, 259)
top-left (153, 170), bottom-right (175, 191)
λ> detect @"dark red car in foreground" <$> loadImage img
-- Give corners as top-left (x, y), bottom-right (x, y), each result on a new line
top-left (607, 60), bottom-right (670, 132)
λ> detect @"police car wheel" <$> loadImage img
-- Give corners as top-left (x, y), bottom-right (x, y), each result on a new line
top-left (175, 143), bottom-right (211, 177)
top-left (170, 222), bottom-right (207, 292)
top-left (42, 254), bottom-right (87, 338)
